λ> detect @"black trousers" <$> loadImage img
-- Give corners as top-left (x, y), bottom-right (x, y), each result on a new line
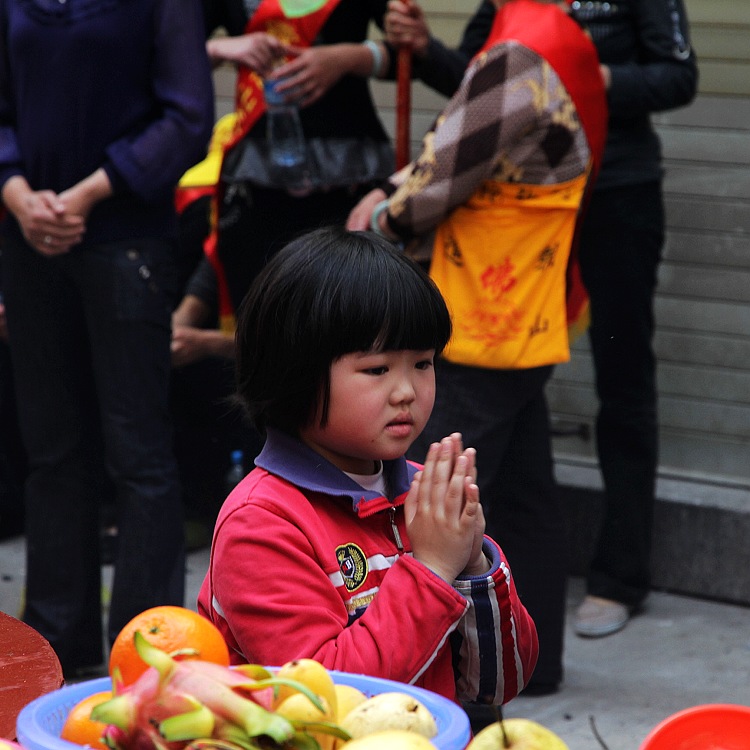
top-left (578, 181), bottom-right (664, 607)
top-left (409, 361), bottom-right (567, 688)
top-left (3, 235), bottom-right (186, 672)
top-left (0, 339), bottom-right (26, 538)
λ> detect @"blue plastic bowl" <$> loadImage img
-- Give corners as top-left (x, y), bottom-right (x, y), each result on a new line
top-left (17, 671), bottom-right (471, 750)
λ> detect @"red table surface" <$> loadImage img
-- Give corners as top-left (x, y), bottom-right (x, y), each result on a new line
top-left (0, 611), bottom-right (64, 740)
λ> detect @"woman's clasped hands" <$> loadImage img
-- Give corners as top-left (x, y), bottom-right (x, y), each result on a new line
top-left (2, 177), bottom-right (83, 256)
top-left (406, 432), bottom-right (490, 582)
top-left (2, 168), bottom-right (112, 256)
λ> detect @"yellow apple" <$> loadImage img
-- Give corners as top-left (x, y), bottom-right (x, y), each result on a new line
top-left (335, 683), bottom-right (368, 722)
top-left (333, 684), bottom-right (371, 749)
top-left (274, 657), bottom-right (338, 718)
top-left (275, 692), bottom-right (337, 750)
top-left (340, 729), bottom-right (438, 750)
top-left (467, 719), bottom-right (569, 750)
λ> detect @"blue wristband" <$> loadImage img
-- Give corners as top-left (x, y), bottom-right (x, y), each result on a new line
top-left (369, 199), bottom-right (391, 237)
top-left (363, 40), bottom-right (383, 78)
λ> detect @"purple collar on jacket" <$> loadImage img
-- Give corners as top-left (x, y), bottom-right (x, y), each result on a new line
top-left (255, 428), bottom-right (419, 515)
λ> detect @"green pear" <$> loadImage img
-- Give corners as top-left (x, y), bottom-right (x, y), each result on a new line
top-left (467, 719), bottom-right (568, 750)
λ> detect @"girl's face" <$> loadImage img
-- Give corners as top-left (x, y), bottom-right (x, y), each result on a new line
top-left (299, 349), bottom-right (437, 475)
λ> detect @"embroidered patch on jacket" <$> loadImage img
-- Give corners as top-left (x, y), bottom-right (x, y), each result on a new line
top-left (336, 543), bottom-right (367, 592)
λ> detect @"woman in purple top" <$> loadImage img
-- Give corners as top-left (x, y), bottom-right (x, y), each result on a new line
top-left (0, 0), bottom-right (214, 677)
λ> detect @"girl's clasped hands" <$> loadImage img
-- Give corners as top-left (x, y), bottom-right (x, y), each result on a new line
top-left (406, 432), bottom-right (490, 582)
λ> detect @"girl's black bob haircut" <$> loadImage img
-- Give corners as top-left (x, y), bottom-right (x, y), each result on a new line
top-left (235, 226), bottom-right (452, 434)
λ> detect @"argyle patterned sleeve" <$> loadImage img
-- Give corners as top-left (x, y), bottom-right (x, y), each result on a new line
top-left (385, 40), bottom-right (591, 242)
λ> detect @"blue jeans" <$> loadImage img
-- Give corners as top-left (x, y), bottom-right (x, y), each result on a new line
top-left (578, 181), bottom-right (663, 607)
top-left (3, 235), bottom-right (185, 672)
top-left (409, 361), bottom-right (567, 688)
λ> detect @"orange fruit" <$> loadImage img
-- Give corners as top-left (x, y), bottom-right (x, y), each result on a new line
top-left (109, 605), bottom-right (230, 686)
top-left (60, 690), bottom-right (112, 747)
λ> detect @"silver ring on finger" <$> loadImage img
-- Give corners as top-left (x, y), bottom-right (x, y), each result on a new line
top-left (43, 235), bottom-right (52, 245)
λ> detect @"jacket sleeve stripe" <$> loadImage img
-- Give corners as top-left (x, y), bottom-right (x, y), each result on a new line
top-left (470, 575), bottom-right (501, 701)
top-left (497, 561), bottom-right (527, 701)
top-left (453, 558), bottom-right (529, 704)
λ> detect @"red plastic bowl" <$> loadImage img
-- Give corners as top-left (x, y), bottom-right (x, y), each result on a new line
top-left (640, 703), bottom-right (750, 749)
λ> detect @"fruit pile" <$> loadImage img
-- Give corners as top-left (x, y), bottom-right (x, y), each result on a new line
top-left (57, 605), bottom-right (569, 750)
top-left (59, 606), bottom-right (441, 750)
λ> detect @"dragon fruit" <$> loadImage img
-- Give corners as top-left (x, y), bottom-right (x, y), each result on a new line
top-left (91, 631), bottom-right (349, 750)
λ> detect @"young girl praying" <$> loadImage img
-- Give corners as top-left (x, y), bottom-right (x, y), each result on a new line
top-left (198, 226), bottom-right (538, 705)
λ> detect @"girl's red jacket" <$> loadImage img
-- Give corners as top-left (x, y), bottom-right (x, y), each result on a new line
top-left (198, 428), bottom-right (538, 705)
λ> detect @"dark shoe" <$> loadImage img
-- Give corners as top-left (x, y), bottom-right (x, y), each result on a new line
top-left (0, 509), bottom-right (24, 540)
top-left (461, 702), bottom-right (499, 734)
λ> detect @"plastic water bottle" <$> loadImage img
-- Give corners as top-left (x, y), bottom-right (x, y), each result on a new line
top-left (263, 78), bottom-right (309, 188)
top-left (225, 449), bottom-right (245, 495)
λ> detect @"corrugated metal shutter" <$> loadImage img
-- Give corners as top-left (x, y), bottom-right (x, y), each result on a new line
top-left (548, 1), bottom-right (750, 500)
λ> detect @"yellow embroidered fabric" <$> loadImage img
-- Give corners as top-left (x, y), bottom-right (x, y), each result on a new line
top-left (430, 169), bottom-right (589, 370)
